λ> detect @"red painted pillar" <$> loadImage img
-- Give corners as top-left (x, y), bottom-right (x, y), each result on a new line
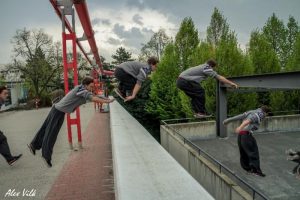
top-left (62, 31), bottom-right (82, 149)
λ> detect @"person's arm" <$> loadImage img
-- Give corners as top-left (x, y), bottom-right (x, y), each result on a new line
top-left (235, 119), bottom-right (251, 134)
top-left (217, 75), bottom-right (238, 88)
top-left (91, 96), bottom-right (115, 104)
top-left (223, 113), bottom-right (247, 125)
top-left (124, 83), bottom-right (141, 102)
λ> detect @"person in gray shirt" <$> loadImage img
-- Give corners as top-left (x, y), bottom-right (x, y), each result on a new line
top-left (28, 77), bottom-right (114, 167)
top-left (114, 57), bottom-right (159, 102)
top-left (223, 106), bottom-right (271, 177)
top-left (176, 59), bottom-right (238, 118)
top-left (0, 86), bottom-right (22, 166)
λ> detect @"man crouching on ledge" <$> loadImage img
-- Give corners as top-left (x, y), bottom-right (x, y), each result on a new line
top-left (27, 76), bottom-right (115, 168)
top-left (223, 106), bottom-right (271, 177)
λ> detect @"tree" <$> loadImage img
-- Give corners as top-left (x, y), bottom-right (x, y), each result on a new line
top-left (215, 32), bottom-right (256, 115)
top-left (117, 79), bottom-right (161, 140)
top-left (283, 33), bottom-right (300, 114)
top-left (262, 13), bottom-right (288, 67)
top-left (248, 30), bottom-right (281, 74)
top-left (10, 28), bottom-right (62, 98)
top-left (111, 47), bottom-right (133, 65)
top-left (139, 29), bottom-right (171, 61)
top-left (175, 17), bottom-right (199, 70)
top-left (287, 33), bottom-right (300, 71)
top-left (206, 7), bottom-right (230, 47)
top-left (286, 16), bottom-right (299, 59)
top-left (146, 43), bottom-right (183, 119)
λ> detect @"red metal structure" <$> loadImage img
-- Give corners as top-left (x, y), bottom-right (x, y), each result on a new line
top-left (49, 0), bottom-right (113, 149)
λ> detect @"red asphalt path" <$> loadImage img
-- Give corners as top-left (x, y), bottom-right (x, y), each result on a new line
top-left (46, 112), bottom-right (114, 200)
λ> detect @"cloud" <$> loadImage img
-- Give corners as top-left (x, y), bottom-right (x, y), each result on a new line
top-left (132, 14), bottom-right (143, 26)
top-left (113, 24), bottom-right (143, 39)
top-left (107, 37), bottom-right (122, 45)
top-left (91, 18), bottom-right (111, 26)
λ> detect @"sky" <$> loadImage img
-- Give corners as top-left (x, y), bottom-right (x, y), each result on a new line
top-left (0, 0), bottom-right (300, 64)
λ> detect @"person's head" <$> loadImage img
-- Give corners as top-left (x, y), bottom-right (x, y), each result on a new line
top-left (147, 56), bottom-right (159, 71)
top-left (206, 59), bottom-right (217, 68)
top-left (0, 86), bottom-right (8, 101)
top-left (260, 105), bottom-right (271, 116)
top-left (82, 76), bottom-right (94, 92)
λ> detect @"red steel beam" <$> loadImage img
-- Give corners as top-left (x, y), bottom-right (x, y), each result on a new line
top-left (50, 0), bottom-right (114, 75)
top-left (73, 0), bottom-right (103, 72)
top-left (49, 0), bottom-right (94, 66)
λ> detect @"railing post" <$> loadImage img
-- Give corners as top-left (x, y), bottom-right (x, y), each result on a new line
top-left (216, 80), bottom-right (228, 137)
top-left (61, 0), bottom-right (82, 149)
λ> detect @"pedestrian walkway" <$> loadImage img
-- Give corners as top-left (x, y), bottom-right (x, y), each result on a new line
top-left (0, 103), bottom-right (113, 200)
top-left (46, 111), bottom-right (114, 200)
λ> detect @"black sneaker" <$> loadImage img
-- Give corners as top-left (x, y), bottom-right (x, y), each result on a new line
top-left (250, 169), bottom-right (266, 177)
top-left (42, 157), bottom-right (52, 168)
top-left (27, 144), bottom-right (36, 155)
top-left (8, 154), bottom-right (23, 166)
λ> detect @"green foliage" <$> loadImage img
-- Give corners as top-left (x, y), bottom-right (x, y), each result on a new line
top-left (206, 7), bottom-right (230, 47)
top-left (111, 47), bottom-right (133, 65)
top-left (262, 13), bottom-right (288, 67)
top-left (117, 79), bottom-right (161, 141)
top-left (10, 28), bottom-right (63, 100)
top-left (287, 33), bottom-right (300, 71)
top-left (249, 30), bottom-right (281, 74)
top-left (175, 17), bottom-right (199, 70)
top-left (146, 43), bottom-right (183, 119)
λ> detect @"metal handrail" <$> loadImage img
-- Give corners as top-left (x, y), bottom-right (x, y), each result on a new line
top-left (161, 119), bottom-right (269, 200)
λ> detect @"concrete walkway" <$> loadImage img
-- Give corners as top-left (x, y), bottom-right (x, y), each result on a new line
top-left (0, 103), bottom-right (96, 199)
top-left (110, 101), bottom-right (214, 200)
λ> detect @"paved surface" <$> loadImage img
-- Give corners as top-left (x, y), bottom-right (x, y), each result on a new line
top-left (110, 101), bottom-right (214, 200)
top-left (0, 103), bottom-right (110, 200)
top-left (46, 110), bottom-right (114, 200)
top-left (193, 131), bottom-right (300, 200)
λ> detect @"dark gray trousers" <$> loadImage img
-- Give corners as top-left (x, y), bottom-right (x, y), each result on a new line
top-left (176, 78), bottom-right (206, 113)
top-left (0, 131), bottom-right (14, 162)
top-left (114, 67), bottom-right (137, 96)
top-left (31, 106), bottom-right (65, 161)
top-left (238, 133), bottom-right (261, 172)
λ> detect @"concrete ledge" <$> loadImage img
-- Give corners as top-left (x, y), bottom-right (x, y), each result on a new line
top-left (161, 125), bottom-right (252, 200)
top-left (110, 101), bottom-right (214, 200)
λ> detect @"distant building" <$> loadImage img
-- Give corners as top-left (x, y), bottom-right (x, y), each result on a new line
top-left (0, 64), bottom-right (27, 108)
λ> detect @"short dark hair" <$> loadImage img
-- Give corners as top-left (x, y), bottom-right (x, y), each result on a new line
top-left (261, 105), bottom-right (271, 114)
top-left (0, 86), bottom-right (7, 94)
top-left (147, 57), bottom-right (159, 65)
top-left (82, 76), bottom-right (94, 86)
top-left (206, 59), bottom-right (217, 68)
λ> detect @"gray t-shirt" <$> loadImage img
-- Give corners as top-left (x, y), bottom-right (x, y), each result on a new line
top-left (55, 85), bottom-right (93, 113)
top-left (224, 108), bottom-right (266, 132)
top-left (179, 63), bottom-right (218, 83)
top-left (118, 61), bottom-right (152, 85)
top-left (243, 108), bottom-right (265, 132)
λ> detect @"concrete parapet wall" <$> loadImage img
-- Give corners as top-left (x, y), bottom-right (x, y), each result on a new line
top-left (161, 125), bottom-right (256, 200)
top-left (110, 101), bottom-right (214, 200)
top-left (169, 115), bottom-right (300, 139)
